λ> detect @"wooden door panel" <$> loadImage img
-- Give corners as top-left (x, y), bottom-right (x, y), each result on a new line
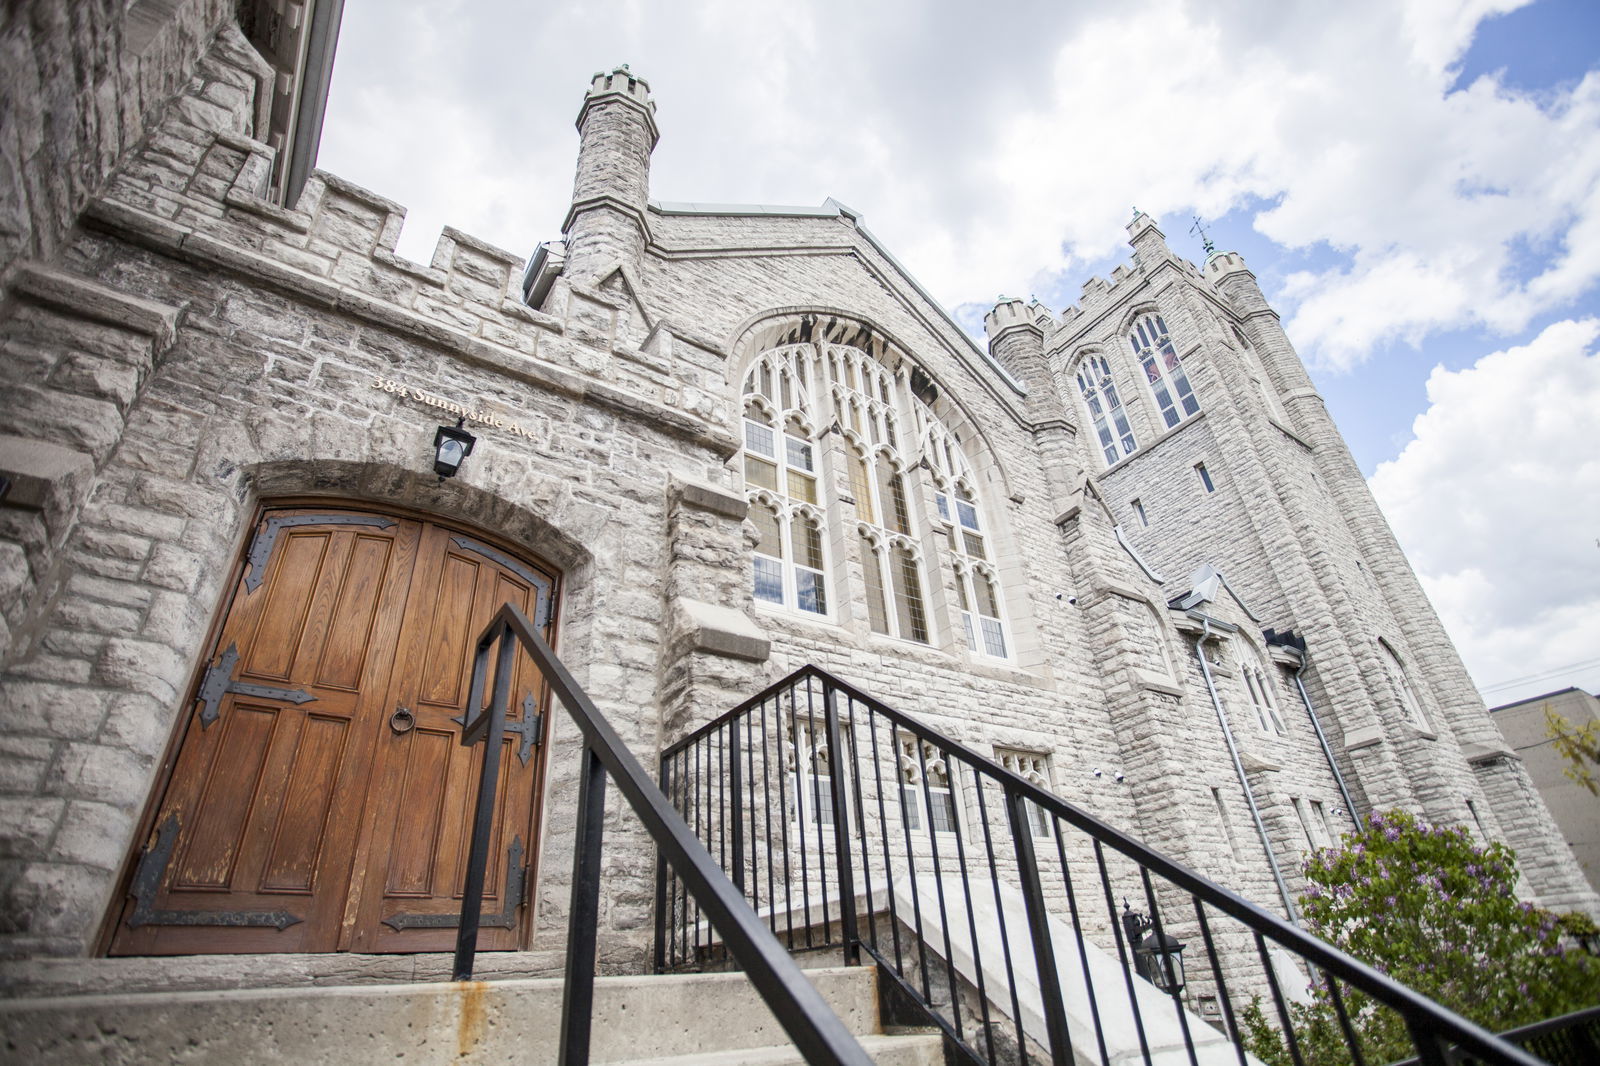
top-left (349, 527), bottom-right (553, 953)
top-left (110, 513), bottom-right (421, 956)
top-left (243, 531), bottom-right (331, 682)
top-left (168, 701), bottom-right (281, 890)
top-left (111, 510), bottom-right (556, 957)
top-left (382, 725), bottom-right (457, 897)
top-left (258, 711), bottom-right (353, 892)
top-left (314, 535), bottom-right (399, 691)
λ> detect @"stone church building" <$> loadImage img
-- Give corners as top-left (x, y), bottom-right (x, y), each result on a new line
top-left (0, 0), bottom-right (1593, 1048)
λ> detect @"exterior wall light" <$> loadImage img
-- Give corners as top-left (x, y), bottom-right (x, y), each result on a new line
top-left (433, 423), bottom-right (477, 478)
top-left (1122, 899), bottom-right (1187, 993)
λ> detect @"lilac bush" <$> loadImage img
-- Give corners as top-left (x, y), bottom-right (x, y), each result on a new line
top-left (1242, 809), bottom-right (1599, 1066)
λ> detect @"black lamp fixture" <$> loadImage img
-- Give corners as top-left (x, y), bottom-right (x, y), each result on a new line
top-left (1122, 899), bottom-right (1187, 994)
top-left (433, 421), bottom-right (477, 478)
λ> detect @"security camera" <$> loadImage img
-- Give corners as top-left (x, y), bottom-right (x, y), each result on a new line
top-left (1092, 767), bottom-right (1102, 777)
top-left (1114, 770), bottom-right (1125, 782)
top-left (1056, 592), bottom-right (1079, 605)
top-left (1067, 595), bottom-right (1079, 606)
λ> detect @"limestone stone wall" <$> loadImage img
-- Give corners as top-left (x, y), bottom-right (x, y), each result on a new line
top-left (2, 0), bottom-right (1592, 983)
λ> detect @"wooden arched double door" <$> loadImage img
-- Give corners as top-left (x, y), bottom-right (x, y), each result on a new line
top-left (111, 506), bottom-right (558, 955)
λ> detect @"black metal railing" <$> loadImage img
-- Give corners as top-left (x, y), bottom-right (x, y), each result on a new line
top-left (1394, 1007), bottom-right (1600, 1066)
top-left (657, 664), bottom-right (1548, 1066)
top-left (453, 605), bottom-right (874, 1066)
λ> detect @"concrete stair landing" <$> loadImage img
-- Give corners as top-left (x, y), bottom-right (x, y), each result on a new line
top-left (0, 964), bottom-right (943, 1064)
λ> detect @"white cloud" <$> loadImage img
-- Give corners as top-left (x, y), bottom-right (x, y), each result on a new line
top-left (317, 1), bottom-right (1599, 372)
top-left (1369, 318), bottom-right (1600, 703)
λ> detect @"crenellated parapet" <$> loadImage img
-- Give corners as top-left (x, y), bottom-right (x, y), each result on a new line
top-left (83, 96), bottom-right (732, 457)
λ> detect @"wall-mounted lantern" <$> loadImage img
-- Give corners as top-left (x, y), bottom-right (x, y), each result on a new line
top-left (433, 423), bottom-right (477, 478)
top-left (1122, 899), bottom-right (1187, 994)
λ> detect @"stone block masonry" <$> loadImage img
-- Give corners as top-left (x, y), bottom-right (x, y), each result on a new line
top-left (1, 1), bottom-right (1592, 1012)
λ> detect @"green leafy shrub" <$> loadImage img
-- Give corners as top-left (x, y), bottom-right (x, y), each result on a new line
top-left (1242, 809), bottom-right (1600, 1066)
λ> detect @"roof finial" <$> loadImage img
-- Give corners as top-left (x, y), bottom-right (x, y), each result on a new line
top-left (1189, 215), bottom-right (1216, 258)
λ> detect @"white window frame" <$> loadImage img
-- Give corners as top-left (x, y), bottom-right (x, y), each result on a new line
top-left (1074, 353), bottom-right (1138, 465)
top-left (1128, 313), bottom-right (1201, 430)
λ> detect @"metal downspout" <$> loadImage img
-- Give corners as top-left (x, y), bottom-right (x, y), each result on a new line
top-left (1293, 658), bottom-right (1359, 822)
top-left (1194, 618), bottom-right (1300, 924)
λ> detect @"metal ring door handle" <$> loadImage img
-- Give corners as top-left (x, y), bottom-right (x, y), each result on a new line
top-left (390, 706), bottom-right (416, 734)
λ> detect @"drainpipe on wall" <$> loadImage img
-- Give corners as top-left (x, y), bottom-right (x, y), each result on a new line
top-left (1193, 615), bottom-right (1300, 924)
top-left (1291, 656), bottom-right (1360, 824)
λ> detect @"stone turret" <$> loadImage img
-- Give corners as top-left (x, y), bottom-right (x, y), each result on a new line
top-left (986, 295), bottom-right (1069, 427)
top-left (1127, 211), bottom-right (1175, 272)
top-left (563, 65), bottom-right (659, 281)
top-left (984, 295), bottom-right (1048, 387)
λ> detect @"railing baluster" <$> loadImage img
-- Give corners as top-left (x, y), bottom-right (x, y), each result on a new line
top-left (453, 622), bottom-right (515, 982)
top-left (776, 690), bottom-right (796, 950)
top-left (845, 697), bottom-right (875, 957)
top-left (914, 738), bottom-right (962, 1036)
top-left (976, 774), bottom-right (1028, 1065)
top-left (558, 745), bottom-right (607, 1066)
top-left (1194, 900), bottom-right (1248, 1066)
top-left (891, 721), bottom-right (932, 1003)
top-left (1096, 843), bottom-right (1154, 1066)
top-left (823, 681), bottom-right (859, 964)
top-left (1327, 972), bottom-right (1368, 1066)
top-left (868, 707), bottom-right (905, 977)
top-left (745, 706), bottom-right (759, 910)
top-left (1139, 867), bottom-right (1199, 1066)
top-left (761, 695), bottom-right (777, 938)
top-left (653, 752), bottom-right (670, 974)
top-left (730, 718), bottom-right (745, 896)
top-left (806, 678), bottom-right (831, 948)
top-left (952, 757), bottom-right (996, 1065)
top-left (1010, 782), bottom-right (1072, 1066)
top-left (1060, 827), bottom-right (1111, 1066)
top-left (1257, 931), bottom-right (1307, 1066)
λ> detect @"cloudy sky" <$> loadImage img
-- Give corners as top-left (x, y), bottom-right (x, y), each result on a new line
top-left (317, 0), bottom-right (1600, 707)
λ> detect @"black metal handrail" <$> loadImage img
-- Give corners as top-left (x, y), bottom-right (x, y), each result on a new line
top-left (1393, 1006), bottom-right (1600, 1066)
top-left (657, 664), bottom-right (1548, 1066)
top-left (453, 605), bottom-right (874, 1066)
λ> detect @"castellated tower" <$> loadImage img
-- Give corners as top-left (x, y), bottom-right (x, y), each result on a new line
top-left (1042, 216), bottom-right (1596, 913)
top-left (563, 64), bottom-right (659, 280)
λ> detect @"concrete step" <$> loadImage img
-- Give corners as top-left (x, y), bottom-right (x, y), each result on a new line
top-left (606, 1030), bottom-right (946, 1065)
top-left (0, 964), bottom-right (890, 1065)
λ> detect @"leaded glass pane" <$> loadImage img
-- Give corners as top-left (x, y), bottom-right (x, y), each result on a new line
top-left (751, 503), bottom-right (783, 558)
top-left (745, 455), bottom-right (778, 491)
top-left (745, 421), bottom-right (775, 457)
top-left (753, 556), bottom-right (784, 604)
top-left (891, 547), bottom-right (929, 643)
top-left (929, 787), bottom-right (958, 834)
top-left (861, 536), bottom-right (889, 634)
top-left (793, 516), bottom-right (824, 570)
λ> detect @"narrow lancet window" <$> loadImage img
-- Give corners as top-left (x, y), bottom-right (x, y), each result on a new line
top-left (1129, 314), bottom-right (1201, 428)
top-left (1075, 354), bottom-right (1138, 465)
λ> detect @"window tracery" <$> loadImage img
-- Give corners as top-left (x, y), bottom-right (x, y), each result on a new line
top-left (738, 338), bottom-right (1011, 659)
top-left (1128, 313), bottom-right (1201, 429)
top-left (1074, 353), bottom-right (1138, 465)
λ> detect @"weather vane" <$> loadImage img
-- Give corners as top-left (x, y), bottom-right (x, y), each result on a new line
top-left (1189, 216), bottom-right (1216, 257)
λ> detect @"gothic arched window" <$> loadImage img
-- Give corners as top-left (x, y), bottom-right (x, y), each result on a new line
top-left (1240, 642), bottom-right (1286, 734)
top-left (1380, 640), bottom-right (1431, 731)
top-left (1233, 326), bottom-right (1287, 424)
top-left (737, 335), bottom-right (1011, 658)
top-left (742, 346), bottom-right (828, 616)
top-left (921, 417), bottom-right (1010, 660)
top-left (1074, 354), bottom-right (1138, 465)
top-left (1129, 313), bottom-right (1201, 429)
